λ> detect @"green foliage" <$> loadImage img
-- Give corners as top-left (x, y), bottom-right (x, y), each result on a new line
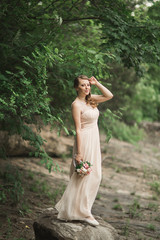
top-left (0, 165), bottom-right (24, 205)
top-left (97, 1), bottom-right (160, 72)
top-left (99, 108), bottom-right (122, 142)
top-left (100, 108), bottom-right (144, 144)
top-left (106, 64), bottom-right (139, 112)
top-left (122, 64), bottom-right (160, 123)
top-left (0, 0), bottom-right (160, 166)
top-left (0, 44), bottom-right (66, 171)
top-left (110, 120), bottom-right (144, 144)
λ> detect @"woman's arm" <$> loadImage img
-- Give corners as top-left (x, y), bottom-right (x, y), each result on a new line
top-left (89, 76), bottom-right (113, 103)
top-left (72, 102), bottom-right (83, 163)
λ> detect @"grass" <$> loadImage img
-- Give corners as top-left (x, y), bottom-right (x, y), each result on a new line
top-left (155, 216), bottom-right (160, 222)
top-left (0, 163), bottom-right (68, 239)
top-left (114, 166), bottom-right (122, 173)
top-left (50, 183), bottom-right (66, 204)
top-left (96, 193), bottom-right (101, 200)
top-left (152, 195), bottom-right (158, 201)
top-left (0, 190), bottom-right (6, 203)
top-left (100, 183), bottom-right (107, 188)
top-left (147, 202), bottom-right (158, 211)
top-left (150, 181), bottom-right (160, 195)
top-left (122, 220), bottom-right (130, 237)
top-left (152, 147), bottom-right (159, 153)
top-left (128, 198), bottom-right (141, 218)
top-left (147, 223), bottom-right (156, 231)
top-left (59, 151), bottom-right (73, 162)
top-left (29, 180), bottom-right (40, 193)
top-left (0, 164), bottom-right (66, 208)
top-left (113, 198), bottom-right (119, 202)
top-left (0, 165), bottom-right (24, 205)
top-left (28, 176), bottom-right (66, 204)
top-left (19, 202), bottom-right (32, 217)
top-left (27, 170), bottom-right (34, 180)
top-left (143, 165), bottom-right (148, 178)
top-left (6, 217), bottom-right (12, 239)
top-left (113, 203), bottom-right (123, 211)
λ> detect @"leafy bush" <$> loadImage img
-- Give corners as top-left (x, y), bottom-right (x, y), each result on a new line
top-left (122, 65), bottom-right (160, 124)
top-left (111, 120), bottom-right (144, 144)
top-left (99, 107), bottom-right (144, 144)
top-left (0, 0), bottom-right (160, 167)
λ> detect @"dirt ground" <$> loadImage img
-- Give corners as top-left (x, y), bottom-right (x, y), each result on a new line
top-left (0, 128), bottom-right (160, 240)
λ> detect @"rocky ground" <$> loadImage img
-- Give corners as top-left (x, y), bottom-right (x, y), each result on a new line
top-left (0, 125), bottom-right (160, 240)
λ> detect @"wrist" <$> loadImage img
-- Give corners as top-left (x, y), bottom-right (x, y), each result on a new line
top-left (76, 153), bottom-right (81, 156)
top-left (95, 81), bottom-right (100, 87)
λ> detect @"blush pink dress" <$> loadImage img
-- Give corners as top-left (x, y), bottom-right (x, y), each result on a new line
top-left (55, 100), bottom-right (102, 220)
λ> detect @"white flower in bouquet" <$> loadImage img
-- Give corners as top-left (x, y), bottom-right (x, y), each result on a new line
top-left (81, 167), bottom-right (87, 173)
top-left (75, 160), bottom-right (92, 177)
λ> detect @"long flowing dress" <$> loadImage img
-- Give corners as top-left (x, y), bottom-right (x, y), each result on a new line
top-left (55, 100), bottom-right (102, 220)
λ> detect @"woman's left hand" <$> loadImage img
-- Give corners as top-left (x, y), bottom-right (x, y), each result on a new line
top-left (89, 76), bottom-right (98, 85)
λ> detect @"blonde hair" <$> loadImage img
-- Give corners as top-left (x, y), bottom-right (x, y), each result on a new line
top-left (74, 75), bottom-right (98, 108)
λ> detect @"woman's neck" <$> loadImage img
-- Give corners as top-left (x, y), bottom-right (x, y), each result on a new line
top-left (77, 96), bottom-right (86, 102)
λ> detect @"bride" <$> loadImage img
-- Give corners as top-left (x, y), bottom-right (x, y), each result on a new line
top-left (55, 75), bottom-right (113, 226)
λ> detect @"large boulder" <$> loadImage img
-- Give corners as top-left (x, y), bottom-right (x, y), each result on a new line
top-left (33, 208), bottom-right (119, 240)
top-left (0, 125), bottom-right (73, 157)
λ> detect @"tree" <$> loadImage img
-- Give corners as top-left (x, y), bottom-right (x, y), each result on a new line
top-left (0, 0), bottom-right (160, 168)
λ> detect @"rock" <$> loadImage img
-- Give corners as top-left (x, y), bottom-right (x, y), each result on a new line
top-left (40, 126), bottom-right (73, 157)
top-left (0, 125), bottom-right (73, 157)
top-left (33, 208), bottom-right (119, 240)
top-left (140, 121), bottom-right (160, 132)
top-left (0, 130), bottom-right (35, 156)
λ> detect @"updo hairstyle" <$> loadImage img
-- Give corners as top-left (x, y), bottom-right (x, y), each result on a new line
top-left (74, 75), bottom-right (98, 108)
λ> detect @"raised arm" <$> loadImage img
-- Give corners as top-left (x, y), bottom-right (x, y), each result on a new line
top-left (72, 102), bottom-right (83, 163)
top-left (89, 76), bottom-right (113, 103)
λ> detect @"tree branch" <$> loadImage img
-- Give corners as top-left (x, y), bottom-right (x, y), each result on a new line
top-left (62, 17), bottom-right (160, 29)
top-left (63, 16), bottom-right (102, 23)
top-left (29, 15), bottom-right (160, 30)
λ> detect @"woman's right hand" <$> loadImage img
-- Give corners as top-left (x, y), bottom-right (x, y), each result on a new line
top-left (75, 153), bottom-right (83, 164)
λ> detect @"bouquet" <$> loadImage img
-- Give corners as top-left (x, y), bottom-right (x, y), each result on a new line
top-left (75, 161), bottom-right (92, 177)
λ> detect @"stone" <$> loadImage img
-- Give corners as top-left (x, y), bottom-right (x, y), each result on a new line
top-left (140, 121), bottom-right (160, 132)
top-left (33, 208), bottom-right (119, 240)
top-left (0, 125), bottom-right (73, 157)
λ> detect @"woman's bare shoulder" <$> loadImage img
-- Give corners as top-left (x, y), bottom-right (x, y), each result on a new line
top-left (71, 99), bottom-right (81, 108)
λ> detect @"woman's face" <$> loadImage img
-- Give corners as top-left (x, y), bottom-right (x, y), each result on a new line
top-left (76, 79), bottom-right (91, 96)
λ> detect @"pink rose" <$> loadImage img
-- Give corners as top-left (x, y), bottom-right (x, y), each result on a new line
top-left (83, 163), bottom-right (89, 169)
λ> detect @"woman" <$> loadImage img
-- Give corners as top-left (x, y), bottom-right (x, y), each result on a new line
top-left (55, 75), bottom-right (113, 226)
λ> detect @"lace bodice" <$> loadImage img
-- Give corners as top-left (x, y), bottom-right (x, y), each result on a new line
top-left (72, 100), bottom-right (99, 129)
